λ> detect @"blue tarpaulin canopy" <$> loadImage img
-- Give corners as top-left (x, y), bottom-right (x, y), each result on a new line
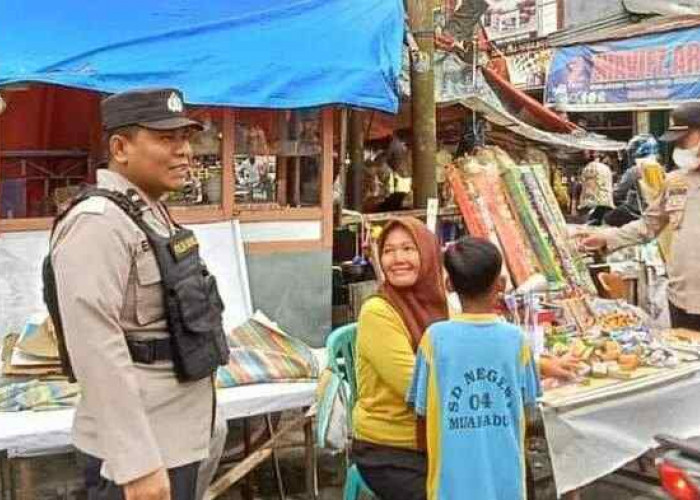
top-left (0, 0), bottom-right (404, 112)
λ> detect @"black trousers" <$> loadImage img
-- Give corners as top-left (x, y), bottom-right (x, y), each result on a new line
top-left (586, 206), bottom-right (613, 226)
top-left (603, 206), bottom-right (639, 227)
top-left (669, 302), bottom-right (700, 331)
top-left (352, 440), bottom-right (427, 500)
top-left (84, 453), bottom-right (200, 500)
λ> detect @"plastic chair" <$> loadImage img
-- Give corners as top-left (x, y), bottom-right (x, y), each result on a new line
top-left (326, 323), bottom-right (359, 410)
top-left (344, 463), bottom-right (375, 500)
top-left (326, 323), bottom-right (377, 500)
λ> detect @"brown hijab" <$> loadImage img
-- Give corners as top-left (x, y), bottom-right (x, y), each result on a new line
top-left (377, 217), bottom-right (449, 351)
top-left (377, 217), bottom-right (448, 451)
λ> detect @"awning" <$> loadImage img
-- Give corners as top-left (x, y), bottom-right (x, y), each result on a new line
top-left (0, 0), bottom-right (404, 112)
top-left (482, 66), bottom-right (577, 134)
top-left (463, 77), bottom-right (626, 151)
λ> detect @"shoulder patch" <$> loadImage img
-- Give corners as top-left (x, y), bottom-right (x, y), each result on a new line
top-left (666, 170), bottom-right (688, 187)
top-left (72, 197), bottom-right (107, 216)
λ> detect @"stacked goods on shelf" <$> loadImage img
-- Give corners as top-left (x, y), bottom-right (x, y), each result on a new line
top-left (456, 158), bottom-right (540, 287)
top-left (501, 165), bottom-right (566, 286)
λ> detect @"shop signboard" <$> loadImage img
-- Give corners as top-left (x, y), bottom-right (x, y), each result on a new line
top-left (506, 48), bottom-right (552, 89)
top-left (482, 0), bottom-right (557, 44)
top-left (546, 26), bottom-right (700, 110)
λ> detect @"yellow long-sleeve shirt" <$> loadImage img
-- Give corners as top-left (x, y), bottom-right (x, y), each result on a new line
top-left (353, 296), bottom-right (419, 450)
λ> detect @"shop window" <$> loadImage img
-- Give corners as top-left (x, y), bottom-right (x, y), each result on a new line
top-left (234, 109), bottom-right (322, 208)
top-left (570, 111), bottom-right (634, 143)
top-left (163, 107), bottom-right (224, 208)
top-left (0, 87), bottom-right (228, 221)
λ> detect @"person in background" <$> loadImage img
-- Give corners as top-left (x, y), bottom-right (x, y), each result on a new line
top-left (604, 135), bottom-right (660, 227)
top-left (353, 217), bottom-right (449, 500)
top-left (579, 151), bottom-right (614, 225)
top-left (584, 102), bottom-right (700, 331)
top-left (407, 236), bottom-right (540, 500)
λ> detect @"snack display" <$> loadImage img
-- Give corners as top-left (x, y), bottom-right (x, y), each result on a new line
top-left (446, 145), bottom-right (695, 392)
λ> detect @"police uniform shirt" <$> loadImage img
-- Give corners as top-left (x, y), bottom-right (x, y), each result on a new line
top-left (603, 169), bottom-right (700, 314)
top-left (51, 169), bottom-right (214, 484)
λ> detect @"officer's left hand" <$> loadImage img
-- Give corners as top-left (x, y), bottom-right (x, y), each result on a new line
top-left (124, 467), bottom-right (171, 500)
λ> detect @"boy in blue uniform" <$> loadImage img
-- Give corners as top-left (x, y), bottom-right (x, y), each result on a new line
top-left (407, 237), bottom-right (541, 500)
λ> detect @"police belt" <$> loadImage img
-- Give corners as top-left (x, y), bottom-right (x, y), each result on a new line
top-left (127, 338), bottom-right (173, 364)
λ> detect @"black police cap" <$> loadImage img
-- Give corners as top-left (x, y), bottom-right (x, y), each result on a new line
top-left (101, 88), bottom-right (202, 132)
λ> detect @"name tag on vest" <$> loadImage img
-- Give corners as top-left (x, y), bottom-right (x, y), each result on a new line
top-left (169, 232), bottom-right (199, 261)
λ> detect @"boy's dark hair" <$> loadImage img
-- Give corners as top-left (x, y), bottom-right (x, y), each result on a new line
top-left (444, 237), bottom-right (503, 299)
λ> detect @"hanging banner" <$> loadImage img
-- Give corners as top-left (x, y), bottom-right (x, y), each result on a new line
top-left (545, 26), bottom-right (700, 110)
top-left (506, 49), bottom-right (553, 89)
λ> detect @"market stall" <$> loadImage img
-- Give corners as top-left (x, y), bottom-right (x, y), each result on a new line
top-left (0, 0), bottom-right (405, 347)
top-left (443, 142), bottom-right (700, 495)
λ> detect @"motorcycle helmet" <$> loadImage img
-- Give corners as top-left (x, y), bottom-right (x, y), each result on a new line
top-left (627, 134), bottom-right (659, 167)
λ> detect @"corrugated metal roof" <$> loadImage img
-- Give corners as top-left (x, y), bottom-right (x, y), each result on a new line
top-left (548, 12), bottom-right (638, 47)
top-left (549, 14), bottom-right (700, 47)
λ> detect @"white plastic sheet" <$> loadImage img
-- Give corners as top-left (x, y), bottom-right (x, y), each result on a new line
top-left (542, 365), bottom-right (700, 495)
top-left (0, 230), bottom-right (50, 337)
top-left (0, 349), bottom-right (326, 457)
top-left (0, 221), bottom-right (252, 338)
top-left (0, 381), bottom-right (317, 457)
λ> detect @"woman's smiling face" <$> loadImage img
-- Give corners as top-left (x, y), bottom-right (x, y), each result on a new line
top-left (381, 226), bottom-right (421, 288)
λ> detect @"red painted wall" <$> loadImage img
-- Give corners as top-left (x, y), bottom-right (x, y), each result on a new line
top-left (0, 84), bottom-right (101, 151)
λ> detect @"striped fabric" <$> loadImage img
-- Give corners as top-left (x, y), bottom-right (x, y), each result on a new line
top-left (217, 313), bottom-right (319, 388)
top-left (0, 379), bottom-right (79, 412)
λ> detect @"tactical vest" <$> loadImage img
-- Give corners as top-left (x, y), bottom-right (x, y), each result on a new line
top-left (43, 187), bottom-right (229, 383)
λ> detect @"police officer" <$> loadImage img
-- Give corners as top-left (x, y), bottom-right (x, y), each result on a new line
top-left (47, 88), bottom-right (228, 500)
top-left (584, 102), bottom-right (700, 331)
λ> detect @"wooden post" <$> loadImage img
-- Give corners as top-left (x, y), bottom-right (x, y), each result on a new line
top-left (407, 0), bottom-right (437, 208)
top-left (222, 109), bottom-right (235, 216)
top-left (322, 108), bottom-right (334, 249)
top-left (337, 108), bottom-right (348, 215)
top-left (348, 110), bottom-right (364, 211)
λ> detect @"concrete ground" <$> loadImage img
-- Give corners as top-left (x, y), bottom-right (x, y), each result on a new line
top-left (0, 423), bottom-right (668, 500)
top-left (0, 448), bottom-right (667, 500)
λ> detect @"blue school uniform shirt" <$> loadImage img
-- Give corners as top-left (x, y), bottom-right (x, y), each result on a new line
top-left (407, 314), bottom-right (541, 500)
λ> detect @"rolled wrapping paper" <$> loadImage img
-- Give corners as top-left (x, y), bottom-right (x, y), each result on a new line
top-left (501, 166), bottom-right (565, 286)
top-left (466, 165), bottom-right (539, 286)
top-left (521, 168), bottom-right (579, 290)
top-left (447, 166), bottom-right (489, 239)
top-left (529, 164), bottom-right (568, 229)
top-left (468, 180), bottom-right (514, 291)
top-left (529, 164), bottom-right (597, 293)
top-left (451, 163), bottom-right (514, 290)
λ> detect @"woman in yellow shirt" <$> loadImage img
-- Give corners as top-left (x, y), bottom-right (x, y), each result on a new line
top-left (352, 217), bottom-right (448, 500)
